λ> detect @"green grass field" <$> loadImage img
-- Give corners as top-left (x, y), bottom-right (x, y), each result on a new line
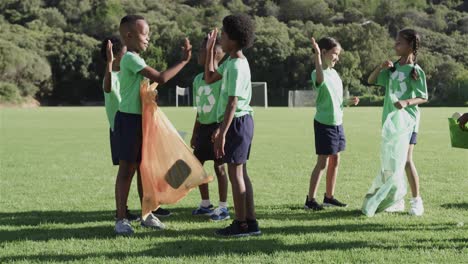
top-left (0, 107), bottom-right (467, 263)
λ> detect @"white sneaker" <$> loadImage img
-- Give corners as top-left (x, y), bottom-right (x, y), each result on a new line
top-left (409, 197), bottom-right (424, 216)
top-left (115, 219), bottom-right (134, 235)
top-left (141, 213), bottom-right (166, 230)
top-left (385, 199), bottom-right (405, 212)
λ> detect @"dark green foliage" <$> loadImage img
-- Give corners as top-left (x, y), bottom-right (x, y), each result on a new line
top-left (0, 0), bottom-right (466, 105)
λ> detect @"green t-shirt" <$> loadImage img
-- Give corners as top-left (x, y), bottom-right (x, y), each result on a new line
top-left (216, 57), bottom-right (253, 122)
top-left (193, 73), bottom-right (222, 124)
top-left (377, 63), bottom-right (428, 133)
top-left (311, 68), bottom-right (344, 126)
top-left (103, 71), bottom-right (121, 131)
top-left (119, 51), bottom-right (147, 114)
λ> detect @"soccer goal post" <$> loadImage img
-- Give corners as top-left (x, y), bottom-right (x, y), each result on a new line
top-left (251, 82), bottom-right (268, 108)
top-left (288, 90), bottom-right (316, 107)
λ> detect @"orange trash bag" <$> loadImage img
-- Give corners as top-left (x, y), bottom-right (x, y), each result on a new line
top-left (139, 80), bottom-right (213, 219)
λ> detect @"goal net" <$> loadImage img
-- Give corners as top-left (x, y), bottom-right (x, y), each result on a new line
top-left (288, 90), bottom-right (316, 107)
top-left (251, 82), bottom-right (268, 108)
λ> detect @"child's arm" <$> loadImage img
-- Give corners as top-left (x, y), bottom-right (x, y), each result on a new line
top-left (394, 98), bottom-right (428, 109)
top-left (213, 96), bottom-right (237, 158)
top-left (368, 60), bottom-right (393, 85)
top-left (344, 97), bottom-right (360, 106)
top-left (311, 37), bottom-right (324, 85)
top-left (103, 40), bottom-right (113, 93)
top-left (205, 29), bottom-right (223, 84)
top-left (140, 38), bottom-right (192, 85)
top-left (190, 114), bottom-right (201, 149)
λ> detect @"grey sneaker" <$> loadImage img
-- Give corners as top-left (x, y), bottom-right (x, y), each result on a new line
top-left (115, 219), bottom-right (134, 235)
top-left (141, 213), bottom-right (166, 230)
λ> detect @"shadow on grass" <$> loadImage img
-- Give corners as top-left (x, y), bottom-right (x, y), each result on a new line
top-left (1, 235), bottom-right (466, 262)
top-left (0, 239), bottom-right (369, 262)
top-left (0, 219), bottom-right (457, 244)
top-left (441, 202), bottom-right (468, 210)
top-left (0, 206), bottom-right (365, 227)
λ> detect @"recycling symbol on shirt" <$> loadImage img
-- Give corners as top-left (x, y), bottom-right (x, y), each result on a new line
top-left (196, 85), bottom-right (216, 114)
top-left (390, 70), bottom-right (408, 98)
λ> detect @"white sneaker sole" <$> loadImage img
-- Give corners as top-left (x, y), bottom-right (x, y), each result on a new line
top-left (249, 230), bottom-right (262, 236)
top-left (115, 229), bottom-right (134, 236)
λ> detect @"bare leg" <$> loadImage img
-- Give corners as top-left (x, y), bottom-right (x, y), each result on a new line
top-left (214, 161), bottom-right (228, 203)
top-left (136, 168), bottom-right (143, 205)
top-left (197, 161), bottom-right (210, 201)
top-left (308, 155), bottom-right (329, 200)
top-left (405, 144), bottom-right (420, 197)
top-left (228, 163), bottom-right (246, 221)
top-left (325, 153), bottom-right (340, 198)
top-left (243, 163), bottom-right (256, 220)
top-left (115, 161), bottom-right (137, 219)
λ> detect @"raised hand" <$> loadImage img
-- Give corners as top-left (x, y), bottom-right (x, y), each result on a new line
top-left (182, 37), bottom-right (192, 62)
top-left (311, 37), bottom-right (320, 55)
top-left (206, 28), bottom-right (218, 51)
top-left (106, 40), bottom-right (114, 64)
top-left (381, 60), bottom-right (393, 70)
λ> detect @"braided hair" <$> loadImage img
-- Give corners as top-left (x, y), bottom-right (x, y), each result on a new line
top-left (392, 29), bottom-right (420, 80)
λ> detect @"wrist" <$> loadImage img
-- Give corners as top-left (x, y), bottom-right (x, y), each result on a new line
top-left (219, 126), bottom-right (227, 137)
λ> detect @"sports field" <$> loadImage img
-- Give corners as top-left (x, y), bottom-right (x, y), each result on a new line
top-left (0, 107), bottom-right (467, 263)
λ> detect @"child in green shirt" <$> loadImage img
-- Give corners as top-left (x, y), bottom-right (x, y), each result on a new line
top-left (100, 35), bottom-right (141, 222)
top-left (190, 37), bottom-right (229, 221)
top-left (114, 15), bottom-right (192, 235)
top-left (368, 29), bottom-right (428, 216)
top-left (204, 14), bottom-right (259, 237)
top-left (305, 37), bottom-right (360, 211)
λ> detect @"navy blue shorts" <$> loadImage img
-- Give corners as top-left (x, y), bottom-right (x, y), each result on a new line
top-left (194, 123), bottom-right (222, 163)
top-left (113, 111), bottom-right (142, 164)
top-left (223, 114), bottom-right (254, 164)
top-left (109, 128), bottom-right (119, 165)
top-left (410, 132), bottom-right (417, 145)
top-left (314, 119), bottom-right (346, 155)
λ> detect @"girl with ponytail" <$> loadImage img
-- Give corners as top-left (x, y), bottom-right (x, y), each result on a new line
top-left (368, 28), bottom-right (428, 216)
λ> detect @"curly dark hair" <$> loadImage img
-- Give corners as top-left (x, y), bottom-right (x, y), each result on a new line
top-left (120, 15), bottom-right (145, 27)
top-left (222, 14), bottom-right (255, 49)
top-left (100, 36), bottom-right (124, 61)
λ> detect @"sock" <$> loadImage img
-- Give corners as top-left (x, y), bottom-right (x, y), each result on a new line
top-left (200, 199), bottom-right (211, 208)
top-left (219, 201), bottom-right (228, 209)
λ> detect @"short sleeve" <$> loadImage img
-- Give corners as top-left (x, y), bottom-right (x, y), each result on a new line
top-left (411, 67), bottom-right (428, 99)
top-left (376, 69), bottom-right (390, 87)
top-left (122, 53), bottom-right (147, 74)
top-left (192, 75), bottom-right (200, 107)
top-left (216, 60), bottom-right (227, 76)
top-left (226, 63), bottom-right (244, 97)
top-left (311, 70), bottom-right (325, 89)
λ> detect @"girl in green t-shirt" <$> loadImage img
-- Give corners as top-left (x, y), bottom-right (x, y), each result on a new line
top-left (305, 37), bottom-right (360, 211)
top-left (368, 29), bottom-right (428, 216)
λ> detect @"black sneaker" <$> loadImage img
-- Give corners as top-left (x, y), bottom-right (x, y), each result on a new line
top-left (246, 219), bottom-right (262, 236)
top-left (215, 220), bottom-right (249, 237)
top-left (323, 194), bottom-right (348, 207)
top-left (152, 207), bottom-right (172, 217)
top-left (114, 207), bottom-right (141, 222)
top-left (304, 195), bottom-right (324, 211)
